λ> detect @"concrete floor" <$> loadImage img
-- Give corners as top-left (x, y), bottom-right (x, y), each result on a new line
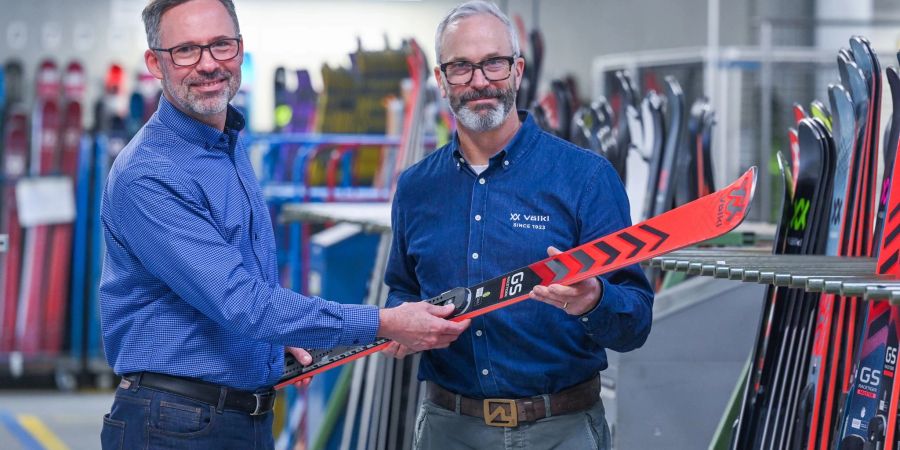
top-left (0, 390), bottom-right (114, 450)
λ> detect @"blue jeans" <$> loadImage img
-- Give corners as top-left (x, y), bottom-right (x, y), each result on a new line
top-left (100, 382), bottom-right (274, 449)
top-left (414, 397), bottom-right (611, 449)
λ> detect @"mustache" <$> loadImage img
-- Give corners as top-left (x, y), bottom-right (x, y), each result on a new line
top-left (186, 70), bottom-right (231, 84)
top-left (459, 87), bottom-right (506, 103)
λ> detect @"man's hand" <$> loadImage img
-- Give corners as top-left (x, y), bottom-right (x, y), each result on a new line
top-left (286, 347), bottom-right (314, 388)
top-left (530, 246), bottom-right (603, 315)
top-left (378, 302), bottom-right (470, 357)
top-left (382, 341), bottom-right (414, 359)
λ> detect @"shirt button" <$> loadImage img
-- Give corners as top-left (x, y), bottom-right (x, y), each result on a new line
top-left (582, 317), bottom-right (589, 322)
top-left (503, 160), bottom-right (509, 166)
top-left (475, 214), bottom-right (482, 221)
top-left (481, 369), bottom-right (489, 376)
top-left (475, 330), bottom-right (483, 337)
top-left (472, 252), bottom-right (479, 260)
top-left (459, 157), bottom-right (465, 163)
top-left (479, 178), bottom-right (486, 185)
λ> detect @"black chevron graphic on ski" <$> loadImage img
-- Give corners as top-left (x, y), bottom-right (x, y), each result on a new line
top-left (867, 309), bottom-right (891, 338)
top-left (891, 203), bottom-right (900, 221)
top-left (638, 224), bottom-right (669, 251)
top-left (545, 258), bottom-right (570, 283)
top-left (570, 249), bottom-right (595, 273)
top-left (879, 251), bottom-right (899, 275)
top-left (884, 224), bottom-right (900, 248)
top-left (593, 241), bottom-right (621, 265)
top-left (617, 231), bottom-right (646, 258)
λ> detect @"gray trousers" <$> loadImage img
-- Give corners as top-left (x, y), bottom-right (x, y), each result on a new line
top-left (413, 397), bottom-right (611, 450)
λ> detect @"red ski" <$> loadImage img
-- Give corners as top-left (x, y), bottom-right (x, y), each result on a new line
top-left (276, 166), bottom-right (758, 389)
top-left (0, 105), bottom-right (28, 353)
top-left (43, 61), bottom-right (85, 354)
top-left (16, 60), bottom-right (61, 355)
top-left (879, 74), bottom-right (900, 447)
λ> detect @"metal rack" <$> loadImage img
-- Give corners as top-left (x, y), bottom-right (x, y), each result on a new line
top-left (645, 248), bottom-right (900, 302)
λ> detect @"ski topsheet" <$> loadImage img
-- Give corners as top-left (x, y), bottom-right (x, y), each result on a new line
top-left (276, 166), bottom-right (758, 389)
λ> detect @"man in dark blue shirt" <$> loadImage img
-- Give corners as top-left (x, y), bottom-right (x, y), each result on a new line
top-left (383, 1), bottom-right (654, 448)
top-left (98, 1), bottom-right (468, 448)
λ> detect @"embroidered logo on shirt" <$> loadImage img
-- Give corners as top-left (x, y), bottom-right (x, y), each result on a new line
top-left (509, 212), bottom-right (550, 230)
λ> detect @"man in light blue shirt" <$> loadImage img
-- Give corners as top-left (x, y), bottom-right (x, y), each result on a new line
top-left (99, 1), bottom-right (468, 448)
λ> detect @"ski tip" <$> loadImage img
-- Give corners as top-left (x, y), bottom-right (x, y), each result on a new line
top-left (747, 165), bottom-right (758, 200)
top-left (717, 166), bottom-right (757, 231)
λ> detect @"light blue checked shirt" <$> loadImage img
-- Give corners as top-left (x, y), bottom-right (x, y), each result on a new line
top-left (100, 96), bottom-right (379, 390)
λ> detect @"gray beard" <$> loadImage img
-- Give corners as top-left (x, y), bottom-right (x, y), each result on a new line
top-left (449, 85), bottom-right (517, 132)
top-left (164, 70), bottom-right (239, 118)
top-left (180, 88), bottom-right (232, 116)
top-left (454, 102), bottom-right (508, 132)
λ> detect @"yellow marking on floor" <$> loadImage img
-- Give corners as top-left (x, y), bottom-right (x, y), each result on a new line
top-left (17, 415), bottom-right (69, 450)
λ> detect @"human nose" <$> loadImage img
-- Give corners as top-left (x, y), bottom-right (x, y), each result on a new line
top-left (195, 46), bottom-right (218, 72)
top-left (468, 65), bottom-right (491, 88)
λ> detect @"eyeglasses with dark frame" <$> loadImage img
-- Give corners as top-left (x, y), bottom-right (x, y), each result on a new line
top-left (440, 55), bottom-right (518, 85)
top-left (152, 35), bottom-right (242, 67)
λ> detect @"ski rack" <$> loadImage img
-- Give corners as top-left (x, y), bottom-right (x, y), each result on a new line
top-left (248, 132), bottom-right (438, 204)
top-left (279, 202), bottom-right (390, 234)
top-left (644, 249), bottom-right (900, 302)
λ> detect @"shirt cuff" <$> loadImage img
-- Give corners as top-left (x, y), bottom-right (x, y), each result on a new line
top-left (578, 277), bottom-right (618, 334)
top-left (386, 293), bottom-right (419, 308)
top-left (337, 303), bottom-right (380, 346)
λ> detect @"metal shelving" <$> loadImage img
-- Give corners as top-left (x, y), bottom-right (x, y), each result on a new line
top-left (646, 248), bottom-right (900, 302)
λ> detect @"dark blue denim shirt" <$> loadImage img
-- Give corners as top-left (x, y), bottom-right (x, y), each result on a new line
top-left (100, 96), bottom-right (379, 390)
top-left (385, 111), bottom-right (654, 398)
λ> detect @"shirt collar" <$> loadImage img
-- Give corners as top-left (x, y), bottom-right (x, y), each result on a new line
top-left (450, 110), bottom-right (540, 171)
top-left (156, 95), bottom-right (245, 152)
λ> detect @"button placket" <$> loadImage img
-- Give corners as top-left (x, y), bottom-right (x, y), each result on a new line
top-left (232, 145), bottom-right (270, 279)
top-left (468, 173), bottom-right (497, 394)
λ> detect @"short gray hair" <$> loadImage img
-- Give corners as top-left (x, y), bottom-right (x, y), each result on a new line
top-left (142, 0), bottom-right (240, 48)
top-left (434, 1), bottom-right (519, 63)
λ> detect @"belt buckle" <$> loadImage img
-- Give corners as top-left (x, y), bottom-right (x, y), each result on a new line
top-left (251, 391), bottom-right (276, 416)
top-left (483, 398), bottom-right (518, 427)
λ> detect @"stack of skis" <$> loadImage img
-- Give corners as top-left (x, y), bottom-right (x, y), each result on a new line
top-left (275, 40), bottom-right (432, 450)
top-left (1, 58), bottom-right (159, 387)
top-left (0, 59), bottom-right (85, 364)
top-left (731, 36), bottom-right (900, 449)
top-left (569, 72), bottom-right (716, 228)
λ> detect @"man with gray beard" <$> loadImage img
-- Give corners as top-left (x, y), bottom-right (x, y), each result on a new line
top-left (98, 1), bottom-right (468, 448)
top-left (382, 1), bottom-right (654, 449)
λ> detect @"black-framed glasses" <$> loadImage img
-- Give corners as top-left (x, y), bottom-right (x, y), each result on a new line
top-left (152, 36), bottom-right (242, 67)
top-left (440, 55), bottom-right (517, 85)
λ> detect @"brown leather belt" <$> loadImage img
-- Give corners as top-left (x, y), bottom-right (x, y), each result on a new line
top-left (425, 376), bottom-right (600, 427)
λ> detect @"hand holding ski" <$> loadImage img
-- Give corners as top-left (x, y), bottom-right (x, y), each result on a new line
top-left (530, 246), bottom-right (603, 315)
